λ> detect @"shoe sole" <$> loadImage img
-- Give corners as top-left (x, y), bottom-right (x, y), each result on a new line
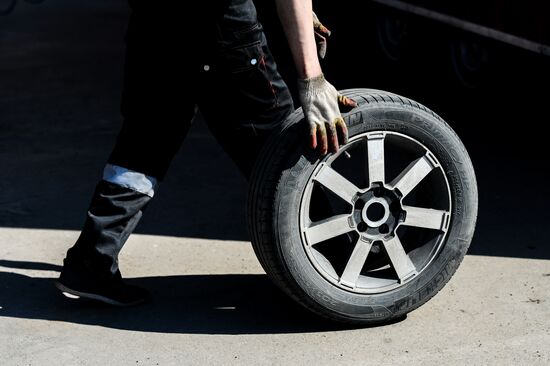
top-left (54, 281), bottom-right (147, 307)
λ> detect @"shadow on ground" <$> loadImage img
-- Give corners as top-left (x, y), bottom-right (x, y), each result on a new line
top-left (0, 260), bottom-right (405, 334)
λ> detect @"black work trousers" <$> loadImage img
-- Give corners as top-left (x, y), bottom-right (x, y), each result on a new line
top-left (64, 0), bottom-right (294, 278)
top-left (108, 0), bottom-right (295, 180)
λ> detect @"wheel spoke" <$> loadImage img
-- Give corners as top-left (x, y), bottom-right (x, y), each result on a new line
top-left (305, 214), bottom-right (354, 245)
top-left (339, 238), bottom-right (372, 288)
top-left (314, 164), bottom-right (359, 204)
top-left (367, 134), bottom-right (385, 184)
top-left (390, 154), bottom-right (435, 198)
top-left (402, 206), bottom-right (450, 231)
top-left (383, 235), bottom-right (417, 282)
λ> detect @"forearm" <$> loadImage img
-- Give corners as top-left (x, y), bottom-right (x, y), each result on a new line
top-left (275, 0), bottom-right (322, 78)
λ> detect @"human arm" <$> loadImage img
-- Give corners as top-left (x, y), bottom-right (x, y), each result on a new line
top-left (275, 0), bottom-right (356, 154)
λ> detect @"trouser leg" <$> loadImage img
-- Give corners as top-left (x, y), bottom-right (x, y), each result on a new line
top-left (65, 180), bottom-right (152, 277)
top-left (108, 4), bottom-right (196, 180)
top-left (196, 0), bottom-right (295, 179)
top-left (64, 4), bottom-right (195, 278)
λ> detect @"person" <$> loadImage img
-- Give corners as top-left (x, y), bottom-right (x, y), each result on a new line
top-left (55, 0), bottom-right (357, 306)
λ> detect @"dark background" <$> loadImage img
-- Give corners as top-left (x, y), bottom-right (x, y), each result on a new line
top-left (1, 0), bottom-right (549, 261)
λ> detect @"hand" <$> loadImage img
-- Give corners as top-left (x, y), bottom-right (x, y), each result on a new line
top-left (298, 74), bottom-right (358, 155)
top-left (312, 12), bottom-right (331, 59)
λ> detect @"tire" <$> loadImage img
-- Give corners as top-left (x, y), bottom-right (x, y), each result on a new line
top-left (247, 89), bottom-right (478, 325)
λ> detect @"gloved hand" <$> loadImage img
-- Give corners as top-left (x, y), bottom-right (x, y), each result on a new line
top-left (298, 74), bottom-right (358, 155)
top-left (313, 12), bottom-right (331, 59)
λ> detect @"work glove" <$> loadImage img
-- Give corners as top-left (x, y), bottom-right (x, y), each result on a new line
top-left (298, 74), bottom-right (358, 155)
top-left (313, 12), bottom-right (331, 59)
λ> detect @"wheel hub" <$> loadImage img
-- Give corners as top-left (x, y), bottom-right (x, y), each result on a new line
top-left (353, 185), bottom-right (402, 241)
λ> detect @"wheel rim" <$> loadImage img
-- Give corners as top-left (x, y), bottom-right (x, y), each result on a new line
top-left (376, 15), bottom-right (408, 62)
top-left (299, 131), bottom-right (452, 294)
top-left (450, 38), bottom-right (488, 88)
top-left (0, 0), bottom-right (16, 16)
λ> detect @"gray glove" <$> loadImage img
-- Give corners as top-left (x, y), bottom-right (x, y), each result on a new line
top-left (313, 12), bottom-right (331, 59)
top-left (298, 74), bottom-right (357, 155)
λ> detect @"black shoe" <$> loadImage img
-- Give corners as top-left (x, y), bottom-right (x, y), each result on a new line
top-left (55, 260), bottom-right (150, 307)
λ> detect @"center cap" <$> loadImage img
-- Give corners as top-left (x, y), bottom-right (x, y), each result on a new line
top-left (362, 198), bottom-right (390, 228)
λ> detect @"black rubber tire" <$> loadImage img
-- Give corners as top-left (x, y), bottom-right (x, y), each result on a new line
top-left (247, 89), bottom-right (478, 325)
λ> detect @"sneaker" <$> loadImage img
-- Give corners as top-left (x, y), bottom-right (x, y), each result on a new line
top-left (55, 259), bottom-right (150, 307)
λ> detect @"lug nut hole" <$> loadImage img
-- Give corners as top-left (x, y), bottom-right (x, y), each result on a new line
top-left (357, 222), bottom-right (368, 232)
